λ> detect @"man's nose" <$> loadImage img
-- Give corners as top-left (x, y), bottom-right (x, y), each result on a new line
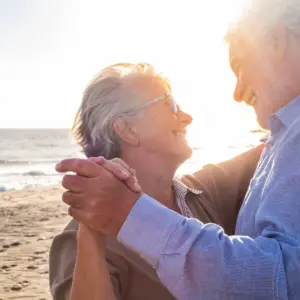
top-left (234, 80), bottom-right (246, 102)
top-left (178, 110), bottom-right (193, 126)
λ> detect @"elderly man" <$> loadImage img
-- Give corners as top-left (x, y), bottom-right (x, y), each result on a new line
top-left (56, 0), bottom-right (300, 299)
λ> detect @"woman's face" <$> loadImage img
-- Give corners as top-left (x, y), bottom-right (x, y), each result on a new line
top-left (129, 80), bottom-right (193, 166)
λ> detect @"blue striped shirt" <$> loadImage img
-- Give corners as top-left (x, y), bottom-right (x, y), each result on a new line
top-left (118, 96), bottom-right (300, 300)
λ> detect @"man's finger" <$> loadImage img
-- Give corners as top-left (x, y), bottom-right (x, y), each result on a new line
top-left (91, 157), bottom-right (136, 177)
top-left (62, 191), bottom-right (85, 209)
top-left (68, 208), bottom-right (100, 232)
top-left (125, 176), bottom-right (141, 193)
top-left (102, 160), bottom-right (131, 180)
top-left (89, 156), bottom-right (105, 165)
top-left (90, 157), bottom-right (132, 180)
top-left (90, 157), bottom-right (140, 192)
top-left (130, 168), bottom-right (136, 176)
top-left (90, 157), bottom-right (130, 180)
top-left (102, 161), bottom-right (140, 192)
top-left (90, 157), bottom-right (132, 177)
top-left (110, 158), bottom-right (133, 174)
top-left (68, 207), bottom-right (86, 224)
top-left (56, 158), bottom-right (103, 178)
top-left (61, 174), bottom-right (90, 193)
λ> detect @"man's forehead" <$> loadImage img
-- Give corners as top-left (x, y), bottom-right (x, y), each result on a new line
top-left (228, 33), bottom-right (244, 54)
top-left (228, 33), bottom-right (253, 64)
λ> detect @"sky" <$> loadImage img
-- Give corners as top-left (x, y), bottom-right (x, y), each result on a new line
top-left (0, 0), bottom-right (258, 142)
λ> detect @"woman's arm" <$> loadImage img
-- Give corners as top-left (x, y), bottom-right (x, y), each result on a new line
top-left (69, 224), bottom-right (116, 300)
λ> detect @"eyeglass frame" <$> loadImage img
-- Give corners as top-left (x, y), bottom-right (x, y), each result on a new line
top-left (124, 94), bottom-right (178, 115)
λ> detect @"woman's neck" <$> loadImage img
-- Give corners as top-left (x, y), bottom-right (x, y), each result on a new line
top-left (120, 152), bottom-right (177, 209)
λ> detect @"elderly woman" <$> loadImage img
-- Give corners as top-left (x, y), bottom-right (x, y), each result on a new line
top-left (49, 63), bottom-right (262, 300)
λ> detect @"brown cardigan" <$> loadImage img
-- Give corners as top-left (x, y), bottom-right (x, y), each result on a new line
top-left (49, 145), bottom-right (263, 300)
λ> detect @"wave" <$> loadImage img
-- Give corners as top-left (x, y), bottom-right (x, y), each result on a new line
top-left (0, 170), bottom-right (60, 177)
top-left (22, 171), bottom-right (48, 176)
top-left (0, 173), bottom-right (63, 192)
top-left (0, 183), bottom-right (45, 192)
top-left (0, 159), bottom-right (60, 166)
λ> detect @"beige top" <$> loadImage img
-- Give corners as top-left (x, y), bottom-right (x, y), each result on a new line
top-left (49, 145), bottom-right (262, 300)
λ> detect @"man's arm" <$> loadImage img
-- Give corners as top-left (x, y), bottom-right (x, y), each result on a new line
top-left (181, 145), bottom-right (263, 233)
top-left (118, 193), bottom-right (291, 300)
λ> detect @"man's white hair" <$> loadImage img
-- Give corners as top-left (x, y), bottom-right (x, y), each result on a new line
top-left (227, 0), bottom-right (300, 41)
top-left (72, 63), bottom-right (170, 159)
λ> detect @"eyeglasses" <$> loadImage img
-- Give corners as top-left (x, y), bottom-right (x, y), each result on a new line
top-left (125, 94), bottom-right (178, 115)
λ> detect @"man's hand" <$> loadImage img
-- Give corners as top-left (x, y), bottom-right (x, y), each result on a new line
top-left (89, 157), bottom-right (141, 193)
top-left (56, 158), bottom-right (142, 237)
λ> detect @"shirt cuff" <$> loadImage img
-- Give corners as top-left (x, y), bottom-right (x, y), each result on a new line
top-left (117, 193), bottom-right (183, 268)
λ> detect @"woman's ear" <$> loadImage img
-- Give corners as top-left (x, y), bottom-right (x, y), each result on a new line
top-left (113, 117), bottom-right (140, 146)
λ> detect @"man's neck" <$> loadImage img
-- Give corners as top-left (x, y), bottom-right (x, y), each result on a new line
top-left (272, 88), bottom-right (300, 114)
top-left (120, 152), bottom-right (177, 209)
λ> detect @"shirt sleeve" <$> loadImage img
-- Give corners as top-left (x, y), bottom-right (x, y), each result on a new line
top-left (117, 193), bottom-right (289, 300)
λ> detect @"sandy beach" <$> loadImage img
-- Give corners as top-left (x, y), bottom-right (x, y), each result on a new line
top-left (0, 185), bottom-right (70, 300)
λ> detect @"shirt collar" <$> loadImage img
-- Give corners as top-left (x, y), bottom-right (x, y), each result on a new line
top-left (173, 178), bottom-right (203, 197)
top-left (269, 95), bottom-right (300, 132)
top-left (173, 178), bottom-right (202, 218)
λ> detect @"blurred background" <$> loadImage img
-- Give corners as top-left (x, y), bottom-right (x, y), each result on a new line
top-left (0, 0), bottom-right (264, 191)
top-left (0, 1), bottom-right (266, 299)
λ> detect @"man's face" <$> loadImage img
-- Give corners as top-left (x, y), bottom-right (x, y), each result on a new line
top-left (229, 35), bottom-right (282, 129)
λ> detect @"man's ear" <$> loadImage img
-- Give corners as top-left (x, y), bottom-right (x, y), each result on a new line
top-left (113, 117), bottom-right (140, 146)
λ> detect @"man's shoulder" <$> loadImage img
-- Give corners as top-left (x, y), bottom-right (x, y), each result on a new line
top-left (275, 124), bottom-right (300, 162)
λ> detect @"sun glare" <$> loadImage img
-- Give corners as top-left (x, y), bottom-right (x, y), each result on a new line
top-left (225, 0), bottom-right (248, 24)
top-left (2, 0), bottom-right (259, 157)
top-left (165, 0), bottom-right (258, 154)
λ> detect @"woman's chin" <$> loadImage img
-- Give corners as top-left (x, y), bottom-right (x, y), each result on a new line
top-left (175, 144), bottom-right (193, 163)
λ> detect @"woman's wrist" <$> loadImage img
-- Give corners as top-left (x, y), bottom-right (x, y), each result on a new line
top-left (77, 223), bottom-right (106, 250)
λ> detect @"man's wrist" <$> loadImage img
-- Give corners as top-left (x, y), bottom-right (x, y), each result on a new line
top-left (117, 193), bottom-right (183, 268)
top-left (113, 191), bottom-right (142, 237)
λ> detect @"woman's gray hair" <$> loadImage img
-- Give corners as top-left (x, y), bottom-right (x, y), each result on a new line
top-left (72, 63), bottom-right (171, 159)
top-left (226, 0), bottom-right (300, 42)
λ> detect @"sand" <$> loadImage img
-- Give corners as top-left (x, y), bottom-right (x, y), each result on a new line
top-left (0, 185), bottom-right (70, 300)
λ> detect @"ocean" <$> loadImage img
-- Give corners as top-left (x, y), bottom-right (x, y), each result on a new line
top-left (0, 129), bottom-right (80, 191)
top-left (0, 128), bottom-right (264, 191)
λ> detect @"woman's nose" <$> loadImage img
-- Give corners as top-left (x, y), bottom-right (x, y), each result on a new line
top-left (177, 110), bottom-right (193, 126)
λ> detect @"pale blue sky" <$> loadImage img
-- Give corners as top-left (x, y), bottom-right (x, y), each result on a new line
top-left (0, 0), bottom-right (255, 137)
